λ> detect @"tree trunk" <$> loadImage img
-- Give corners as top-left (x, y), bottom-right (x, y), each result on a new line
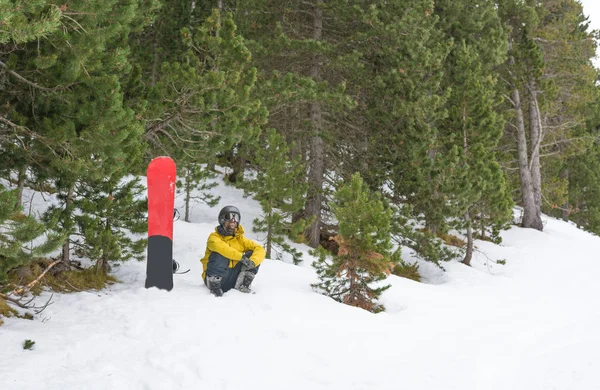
top-left (226, 147), bottom-right (245, 183)
top-left (528, 78), bottom-right (543, 215)
top-left (561, 168), bottom-right (569, 221)
top-left (513, 85), bottom-right (543, 230)
top-left (185, 168), bottom-right (191, 223)
top-left (96, 256), bottom-right (109, 276)
top-left (463, 213), bottom-right (473, 266)
top-left (266, 205), bottom-right (273, 259)
top-left (291, 134), bottom-right (305, 226)
top-left (305, 0), bottom-right (324, 248)
top-left (461, 102), bottom-right (473, 267)
top-left (151, 27), bottom-right (159, 87)
top-left (61, 184), bottom-right (76, 266)
top-left (14, 165), bottom-right (26, 211)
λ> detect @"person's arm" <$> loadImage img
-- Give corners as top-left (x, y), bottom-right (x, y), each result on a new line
top-left (243, 236), bottom-right (266, 266)
top-left (207, 234), bottom-right (244, 260)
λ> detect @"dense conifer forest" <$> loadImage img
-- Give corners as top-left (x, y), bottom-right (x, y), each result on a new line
top-left (1, 0), bottom-right (599, 311)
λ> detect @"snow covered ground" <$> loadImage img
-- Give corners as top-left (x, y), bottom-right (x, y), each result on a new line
top-left (1, 175), bottom-right (600, 390)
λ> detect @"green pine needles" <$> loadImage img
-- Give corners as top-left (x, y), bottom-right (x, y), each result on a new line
top-left (0, 188), bottom-right (63, 283)
top-left (312, 173), bottom-right (395, 313)
top-left (242, 129), bottom-right (307, 264)
top-left (23, 339), bottom-right (35, 350)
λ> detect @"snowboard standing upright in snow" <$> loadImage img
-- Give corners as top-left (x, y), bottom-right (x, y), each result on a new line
top-left (145, 156), bottom-right (176, 291)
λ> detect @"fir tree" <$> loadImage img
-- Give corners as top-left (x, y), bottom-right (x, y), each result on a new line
top-left (312, 173), bottom-right (394, 313)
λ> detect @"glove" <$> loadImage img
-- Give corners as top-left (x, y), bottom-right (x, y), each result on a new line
top-left (240, 255), bottom-right (255, 269)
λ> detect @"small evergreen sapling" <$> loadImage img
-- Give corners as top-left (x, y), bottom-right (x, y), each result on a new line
top-left (312, 173), bottom-right (395, 313)
top-left (23, 339), bottom-right (35, 350)
top-left (72, 176), bottom-right (147, 275)
top-left (0, 188), bottom-right (63, 283)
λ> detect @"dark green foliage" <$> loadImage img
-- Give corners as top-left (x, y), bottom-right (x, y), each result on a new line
top-left (2, 0), bottom-right (600, 291)
top-left (392, 260), bottom-right (421, 283)
top-left (533, 0), bottom-right (598, 216)
top-left (131, 8), bottom-right (268, 213)
top-left (355, 0), bottom-right (456, 264)
top-left (234, 0), bottom-right (359, 247)
top-left (567, 140), bottom-right (600, 233)
top-left (242, 129), bottom-right (307, 263)
top-left (2, 0), bottom-right (153, 271)
top-left (23, 339), bottom-right (35, 350)
top-left (390, 204), bottom-right (457, 268)
top-left (496, 0), bottom-right (597, 231)
top-left (0, 188), bottom-right (62, 283)
top-left (72, 177), bottom-right (147, 272)
top-left (137, 9), bottom-right (267, 159)
top-left (434, 0), bottom-right (514, 256)
top-left (312, 173), bottom-right (394, 313)
top-left (0, 1), bottom-right (61, 44)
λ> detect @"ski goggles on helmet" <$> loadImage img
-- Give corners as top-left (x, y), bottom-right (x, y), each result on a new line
top-left (222, 212), bottom-right (240, 222)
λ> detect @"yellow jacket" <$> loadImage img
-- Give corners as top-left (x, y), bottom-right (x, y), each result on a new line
top-left (200, 224), bottom-right (266, 279)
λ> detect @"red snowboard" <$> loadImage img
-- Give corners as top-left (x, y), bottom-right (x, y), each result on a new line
top-left (145, 156), bottom-right (176, 291)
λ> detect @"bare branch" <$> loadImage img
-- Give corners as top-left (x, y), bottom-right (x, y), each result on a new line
top-left (11, 259), bottom-right (61, 296)
top-left (502, 93), bottom-right (516, 107)
top-left (0, 292), bottom-right (32, 309)
top-left (0, 60), bottom-right (77, 92)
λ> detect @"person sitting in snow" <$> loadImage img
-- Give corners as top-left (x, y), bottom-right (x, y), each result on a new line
top-left (201, 205), bottom-right (265, 296)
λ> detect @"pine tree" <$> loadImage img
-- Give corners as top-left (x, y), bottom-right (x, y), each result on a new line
top-left (0, 0), bottom-right (63, 207)
top-left (133, 8), bottom-right (267, 159)
top-left (568, 139), bottom-right (600, 233)
top-left (312, 173), bottom-right (394, 313)
top-left (241, 129), bottom-right (307, 263)
top-left (3, 0), bottom-right (151, 270)
top-left (531, 0), bottom-right (598, 219)
top-left (71, 175), bottom-right (147, 275)
top-left (235, 0), bottom-right (358, 248)
top-left (434, 0), bottom-right (513, 264)
top-left (0, 1), bottom-right (61, 45)
top-left (0, 188), bottom-right (62, 282)
top-left (351, 0), bottom-right (454, 265)
top-left (563, 81), bottom-right (600, 231)
top-left (496, 0), bottom-right (597, 231)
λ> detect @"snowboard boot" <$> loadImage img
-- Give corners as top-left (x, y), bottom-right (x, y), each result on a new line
top-left (206, 275), bottom-right (224, 297)
top-left (235, 270), bottom-right (255, 293)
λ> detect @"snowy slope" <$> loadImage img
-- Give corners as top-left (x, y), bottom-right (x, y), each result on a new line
top-left (1, 176), bottom-right (600, 390)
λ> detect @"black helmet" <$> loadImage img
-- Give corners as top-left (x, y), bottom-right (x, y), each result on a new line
top-left (218, 205), bottom-right (241, 226)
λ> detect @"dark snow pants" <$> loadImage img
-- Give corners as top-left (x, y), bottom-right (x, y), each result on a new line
top-left (204, 250), bottom-right (259, 292)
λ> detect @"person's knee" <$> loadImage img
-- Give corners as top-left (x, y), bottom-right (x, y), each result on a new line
top-left (207, 252), bottom-right (230, 277)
